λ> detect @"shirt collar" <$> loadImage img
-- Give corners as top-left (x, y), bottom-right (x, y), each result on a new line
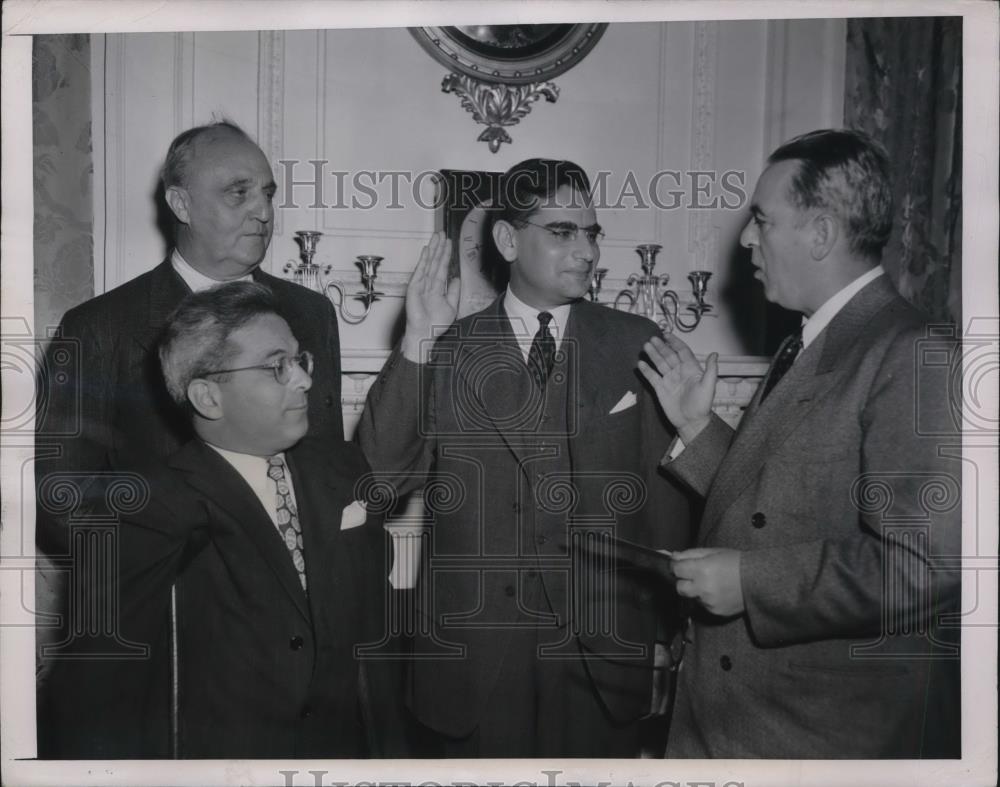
top-left (502, 286), bottom-right (572, 351)
top-left (801, 265), bottom-right (885, 349)
top-left (205, 443), bottom-right (276, 482)
top-left (171, 248), bottom-right (253, 293)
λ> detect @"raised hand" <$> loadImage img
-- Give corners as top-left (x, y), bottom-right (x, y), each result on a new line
top-left (637, 333), bottom-right (718, 444)
top-left (401, 231), bottom-right (459, 363)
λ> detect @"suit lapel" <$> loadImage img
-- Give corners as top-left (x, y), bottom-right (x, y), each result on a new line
top-left (699, 276), bottom-right (899, 540)
top-left (565, 300), bottom-right (623, 426)
top-left (169, 440), bottom-right (312, 622)
top-left (134, 258), bottom-right (192, 352)
top-left (285, 444), bottom-right (356, 621)
top-left (454, 296), bottom-right (540, 469)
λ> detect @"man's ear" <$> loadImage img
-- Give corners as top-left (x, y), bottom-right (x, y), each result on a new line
top-left (809, 213), bottom-right (839, 261)
top-left (165, 186), bottom-right (192, 226)
top-left (187, 378), bottom-right (223, 421)
top-left (492, 220), bottom-right (519, 263)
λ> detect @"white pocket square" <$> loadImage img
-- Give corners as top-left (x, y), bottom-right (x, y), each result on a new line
top-left (609, 391), bottom-right (637, 414)
top-left (340, 500), bottom-right (368, 530)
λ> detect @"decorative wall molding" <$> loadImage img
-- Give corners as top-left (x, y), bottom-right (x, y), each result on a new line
top-left (763, 20), bottom-right (790, 157)
top-left (173, 32), bottom-right (195, 136)
top-left (654, 22), bottom-right (670, 245)
top-left (337, 355), bottom-right (769, 422)
top-left (688, 20), bottom-right (719, 274)
top-left (102, 34), bottom-right (127, 291)
top-left (257, 30), bottom-right (285, 239)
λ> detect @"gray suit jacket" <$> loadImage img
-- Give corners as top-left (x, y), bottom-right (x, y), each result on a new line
top-left (665, 275), bottom-right (961, 758)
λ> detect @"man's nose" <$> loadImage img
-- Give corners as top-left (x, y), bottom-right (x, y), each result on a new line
top-left (289, 362), bottom-right (312, 392)
top-left (251, 191), bottom-right (273, 224)
top-left (573, 232), bottom-right (596, 262)
top-left (739, 219), bottom-right (757, 249)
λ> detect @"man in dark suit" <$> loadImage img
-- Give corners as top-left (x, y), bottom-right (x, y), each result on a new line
top-left (358, 159), bottom-right (691, 757)
top-left (36, 120), bottom-right (342, 476)
top-left (35, 121), bottom-right (342, 686)
top-left (639, 129), bottom-right (961, 757)
top-left (39, 282), bottom-right (385, 759)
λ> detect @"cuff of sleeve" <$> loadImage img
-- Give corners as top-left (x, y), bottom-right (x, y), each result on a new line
top-left (660, 435), bottom-right (686, 466)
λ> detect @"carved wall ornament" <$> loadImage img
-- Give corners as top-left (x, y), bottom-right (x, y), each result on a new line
top-left (410, 24), bottom-right (608, 153)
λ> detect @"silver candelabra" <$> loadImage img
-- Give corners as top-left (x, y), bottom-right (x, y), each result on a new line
top-left (284, 230), bottom-right (383, 324)
top-left (612, 244), bottom-right (713, 333)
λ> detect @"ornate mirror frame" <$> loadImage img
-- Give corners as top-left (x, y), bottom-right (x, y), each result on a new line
top-left (409, 24), bottom-right (609, 152)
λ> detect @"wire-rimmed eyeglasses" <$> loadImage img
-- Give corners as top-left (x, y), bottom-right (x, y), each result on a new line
top-left (519, 220), bottom-right (605, 245)
top-left (204, 350), bottom-right (314, 385)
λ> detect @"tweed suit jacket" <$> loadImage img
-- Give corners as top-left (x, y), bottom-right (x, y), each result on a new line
top-left (358, 295), bottom-right (692, 739)
top-left (664, 275), bottom-right (962, 758)
top-left (39, 438), bottom-right (388, 759)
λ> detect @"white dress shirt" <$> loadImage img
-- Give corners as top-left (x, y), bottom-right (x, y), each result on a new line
top-left (801, 265), bottom-right (884, 349)
top-left (503, 287), bottom-right (572, 363)
top-left (171, 248), bottom-right (253, 293)
top-left (205, 444), bottom-right (299, 528)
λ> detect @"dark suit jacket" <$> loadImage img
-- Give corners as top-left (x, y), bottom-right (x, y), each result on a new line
top-left (664, 275), bottom-right (962, 758)
top-left (36, 258), bottom-right (343, 498)
top-left (357, 296), bottom-right (692, 740)
top-left (39, 438), bottom-right (389, 759)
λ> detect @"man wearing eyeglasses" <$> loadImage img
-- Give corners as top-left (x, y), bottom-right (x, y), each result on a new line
top-left (35, 121), bottom-right (346, 736)
top-left (359, 159), bottom-right (692, 757)
top-left (40, 282), bottom-right (387, 759)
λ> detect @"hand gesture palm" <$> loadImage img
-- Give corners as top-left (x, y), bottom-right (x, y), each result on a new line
top-left (638, 333), bottom-right (718, 443)
top-left (402, 231), bottom-right (460, 363)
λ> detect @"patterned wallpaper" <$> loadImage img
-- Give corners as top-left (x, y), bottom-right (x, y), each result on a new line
top-left (33, 34), bottom-right (94, 339)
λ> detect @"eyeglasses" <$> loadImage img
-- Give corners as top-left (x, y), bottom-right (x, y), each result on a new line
top-left (204, 350), bottom-right (314, 385)
top-left (520, 220), bottom-right (605, 245)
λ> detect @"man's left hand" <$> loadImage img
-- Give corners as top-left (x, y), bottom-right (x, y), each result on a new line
top-left (671, 548), bottom-right (745, 617)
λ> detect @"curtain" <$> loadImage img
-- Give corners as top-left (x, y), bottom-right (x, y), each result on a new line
top-left (33, 34), bottom-right (94, 339)
top-left (844, 17), bottom-right (962, 325)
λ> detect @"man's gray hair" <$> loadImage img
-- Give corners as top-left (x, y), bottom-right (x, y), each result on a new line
top-left (159, 281), bottom-right (286, 405)
top-left (768, 128), bottom-right (894, 260)
top-left (160, 120), bottom-right (254, 191)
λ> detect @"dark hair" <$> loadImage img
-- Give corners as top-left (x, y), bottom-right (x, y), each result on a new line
top-left (483, 158), bottom-right (593, 290)
top-left (158, 281), bottom-right (287, 404)
top-left (768, 128), bottom-right (893, 260)
top-left (160, 120), bottom-right (254, 191)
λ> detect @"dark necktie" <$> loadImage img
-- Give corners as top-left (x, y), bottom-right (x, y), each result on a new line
top-left (759, 330), bottom-right (803, 402)
top-left (527, 311), bottom-right (556, 387)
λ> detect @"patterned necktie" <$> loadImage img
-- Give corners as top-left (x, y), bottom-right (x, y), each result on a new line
top-left (266, 455), bottom-right (308, 593)
top-left (527, 311), bottom-right (556, 387)
top-left (759, 330), bottom-right (803, 402)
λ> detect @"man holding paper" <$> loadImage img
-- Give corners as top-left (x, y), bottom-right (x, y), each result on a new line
top-left (639, 129), bottom-right (961, 758)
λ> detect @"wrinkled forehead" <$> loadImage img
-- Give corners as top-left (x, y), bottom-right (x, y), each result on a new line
top-left (226, 313), bottom-right (296, 363)
top-left (193, 132), bottom-right (273, 181)
top-left (527, 184), bottom-right (597, 223)
top-left (751, 160), bottom-right (802, 213)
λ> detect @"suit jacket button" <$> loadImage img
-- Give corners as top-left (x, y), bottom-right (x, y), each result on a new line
top-left (720, 655), bottom-right (732, 671)
top-left (536, 534), bottom-right (548, 545)
top-left (512, 502), bottom-right (522, 513)
top-left (751, 512), bottom-right (766, 528)
top-left (300, 705), bottom-right (312, 719)
top-left (324, 394), bottom-right (334, 407)
top-left (290, 635), bottom-right (305, 650)
top-left (504, 585), bottom-right (515, 597)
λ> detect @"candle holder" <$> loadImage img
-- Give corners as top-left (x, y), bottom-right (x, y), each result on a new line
top-left (612, 244), bottom-right (713, 333)
top-left (283, 231), bottom-right (383, 324)
top-left (588, 267), bottom-right (608, 302)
